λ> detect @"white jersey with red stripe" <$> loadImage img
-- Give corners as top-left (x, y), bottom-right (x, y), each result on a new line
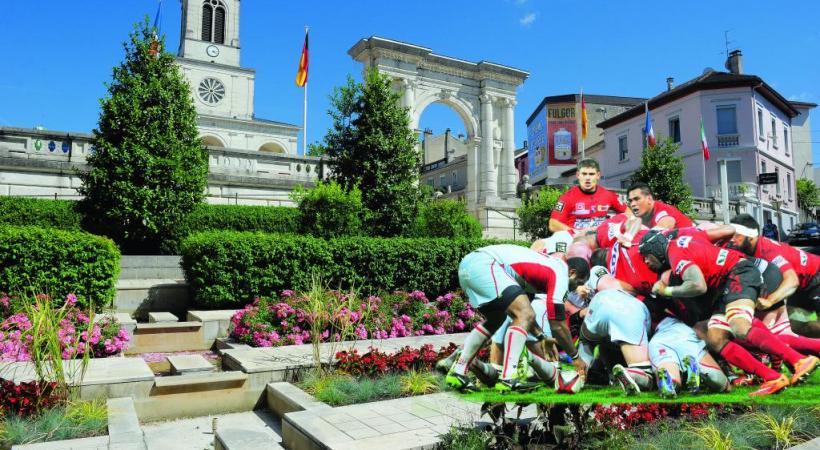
top-left (477, 245), bottom-right (569, 305)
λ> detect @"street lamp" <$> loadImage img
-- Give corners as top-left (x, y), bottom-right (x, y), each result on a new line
top-left (771, 194), bottom-right (783, 241)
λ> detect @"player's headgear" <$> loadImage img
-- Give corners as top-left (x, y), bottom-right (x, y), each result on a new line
top-left (638, 229), bottom-right (669, 267)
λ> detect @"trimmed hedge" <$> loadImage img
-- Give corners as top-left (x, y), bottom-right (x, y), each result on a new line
top-left (0, 197), bottom-right (81, 230)
top-left (180, 231), bottom-right (527, 308)
top-left (179, 204), bottom-right (299, 235)
top-left (0, 226), bottom-right (121, 310)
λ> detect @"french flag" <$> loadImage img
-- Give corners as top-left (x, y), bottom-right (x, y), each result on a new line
top-left (645, 102), bottom-right (656, 147)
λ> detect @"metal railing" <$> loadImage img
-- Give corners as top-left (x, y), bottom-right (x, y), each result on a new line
top-left (485, 207), bottom-right (520, 241)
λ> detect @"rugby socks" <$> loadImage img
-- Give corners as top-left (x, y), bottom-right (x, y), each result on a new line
top-left (776, 335), bottom-right (820, 356)
top-left (626, 363), bottom-right (654, 390)
top-left (744, 326), bottom-right (805, 368)
top-left (719, 340), bottom-right (781, 381)
top-left (529, 351), bottom-right (557, 383)
top-left (453, 324), bottom-right (490, 376)
top-left (500, 326), bottom-right (528, 380)
top-left (700, 361), bottom-right (730, 392)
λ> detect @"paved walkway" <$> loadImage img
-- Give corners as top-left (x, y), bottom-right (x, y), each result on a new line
top-left (141, 410), bottom-right (282, 450)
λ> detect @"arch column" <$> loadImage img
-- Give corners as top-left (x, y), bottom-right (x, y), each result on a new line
top-left (500, 98), bottom-right (517, 198)
top-left (479, 93), bottom-right (497, 201)
top-left (466, 137), bottom-right (480, 207)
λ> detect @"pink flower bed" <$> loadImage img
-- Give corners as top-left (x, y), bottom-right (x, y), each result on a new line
top-left (231, 290), bottom-right (480, 348)
top-left (0, 293), bottom-right (129, 361)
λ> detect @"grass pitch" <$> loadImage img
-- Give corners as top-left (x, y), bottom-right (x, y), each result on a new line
top-left (460, 369), bottom-right (820, 405)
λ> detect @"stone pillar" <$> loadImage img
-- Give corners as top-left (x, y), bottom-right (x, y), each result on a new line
top-left (466, 137), bottom-right (480, 208)
top-left (500, 98), bottom-right (517, 198)
top-left (399, 78), bottom-right (416, 116)
top-left (479, 93), bottom-right (497, 201)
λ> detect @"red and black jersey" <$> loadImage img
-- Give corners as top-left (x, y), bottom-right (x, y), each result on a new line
top-left (667, 226), bottom-right (711, 244)
top-left (667, 236), bottom-right (746, 289)
top-left (650, 201), bottom-right (694, 228)
top-left (607, 231), bottom-right (657, 296)
top-left (595, 213), bottom-right (630, 248)
top-left (551, 186), bottom-right (626, 231)
top-left (749, 237), bottom-right (820, 289)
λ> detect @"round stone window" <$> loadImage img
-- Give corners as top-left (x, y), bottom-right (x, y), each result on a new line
top-left (198, 78), bottom-right (225, 105)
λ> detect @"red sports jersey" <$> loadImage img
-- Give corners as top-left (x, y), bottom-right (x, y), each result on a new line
top-left (595, 213), bottom-right (630, 248)
top-left (668, 235), bottom-right (745, 289)
top-left (551, 186), bottom-right (627, 231)
top-left (751, 237), bottom-right (820, 289)
top-left (669, 227), bottom-right (710, 243)
top-left (650, 201), bottom-right (694, 228)
top-left (607, 236), bottom-right (657, 296)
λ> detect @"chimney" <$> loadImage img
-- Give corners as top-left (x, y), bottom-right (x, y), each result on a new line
top-left (725, 50), bottom-right (743, 75)
top-left (666, 77), bottom-right (674, 91)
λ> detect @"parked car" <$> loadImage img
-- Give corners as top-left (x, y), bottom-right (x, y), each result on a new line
top-left (787, 222), bottom-right (820, 245)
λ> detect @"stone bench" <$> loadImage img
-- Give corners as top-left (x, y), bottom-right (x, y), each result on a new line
top-left (168, 354), bottom-right (215, 375)
top-left (128, 322), bottom-right (206, 353)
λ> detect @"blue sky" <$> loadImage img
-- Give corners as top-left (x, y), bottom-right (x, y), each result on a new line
top-left (1, 0), bottom-right (818, 165)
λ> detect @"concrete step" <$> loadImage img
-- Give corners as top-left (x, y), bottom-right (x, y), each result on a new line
top-left (148, 312), bottom-right (179, 323)
top-left (141, 411), bottom-right (283, 450)
top-left (168, 354), bottom-right (215, 375)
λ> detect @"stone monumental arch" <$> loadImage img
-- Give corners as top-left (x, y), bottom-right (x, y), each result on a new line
top-left (348, 37), bottom-right (529, 238)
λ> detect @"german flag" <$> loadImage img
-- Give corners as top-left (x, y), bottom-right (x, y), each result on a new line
top-left (295, 30), bottom-right (309, 87)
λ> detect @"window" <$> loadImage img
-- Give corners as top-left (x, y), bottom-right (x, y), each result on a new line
top-left (727, 160), bottom-right (742, 183)
top-left (762, 161), bottom-right (767, 174)
top-left (717, 106), bottom-right (738, 134)
top-left (784, 127), bottom-right (789, 155)
top-left (771, 116), bottom-right (777, 148)
top-left (787, 172), bottom-right (792, 200)
top-left (426, 178), bottom-right (433, 187)
top-left (668, 117), bottom-right (681, 143)
top-left (620, 179), bottom-right (631, 189)
top-left (201, 0), bottom-right (226, 44)
top-left (775, 167), bottom-right (780, 193)
top-left (757, 109), bottom-right (764, 139)
top-left (439, 175), bottom-right (447, 187)
top-left (618, 135), bottom-right (628, 161)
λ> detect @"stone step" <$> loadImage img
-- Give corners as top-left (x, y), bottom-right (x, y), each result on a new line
top-left (266, 382), bottom-right (330, 419)
top-left (141, 411), bottom-right (283, 450)
top-left (167, 354), bottom-right (215, 375)
top-left (215, 429), bottom-right (284, 450)
top-left (119, 255), bottom-right (185, 280)
top-left (152, 371), bottom-right (247, 394)
top-left (107, 397), bottom-right (146, 449)
top-left (148, 312), bottom-right (179, 323)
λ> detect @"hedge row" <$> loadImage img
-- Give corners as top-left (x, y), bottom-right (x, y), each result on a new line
top-left (180, 231), bottom-right (526, 308)
top-left (0, 225), bottom-right (121, 310)
top-left (0, 197), bottom-right (81, 230)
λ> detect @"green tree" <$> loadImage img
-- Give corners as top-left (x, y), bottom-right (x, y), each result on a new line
top-left (290, 181), bottom-right (363, 239)
top-left (78, 19), bottom-right (207, 253)
top-left (306, 142), bottom-right (326, 157)
top-left (516, 186), bottom-right (564, 240)
top-left (630, 138), bottom-right (693, 215)
top-left (323, 68), bottom-right (421, 237)
top-left (796, 178), bottom-right (820, 214)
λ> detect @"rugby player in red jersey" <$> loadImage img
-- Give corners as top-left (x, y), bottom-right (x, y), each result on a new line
top-left (728, 214), bottom-right (820, 338)
top-left (638, 230), bottom-right (818, 396)
top-left (549, 159), bottom-right (628, 235)
top-left (627, 182), bottom-right (694, 229)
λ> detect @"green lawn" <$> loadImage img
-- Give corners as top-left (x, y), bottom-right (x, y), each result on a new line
top-left (461, 369), bottom-right (820, 406)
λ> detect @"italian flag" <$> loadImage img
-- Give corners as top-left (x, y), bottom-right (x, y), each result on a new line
top-left (700, 116), bottom-right (710, 160)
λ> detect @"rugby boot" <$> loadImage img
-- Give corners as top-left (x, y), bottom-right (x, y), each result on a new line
top-left (790, 355), bottom-right (819, 385)
top-left (729, 373), bottom-right (755, 387)
top-left (435, 349), bottom-right (460, 374)
top-left (749, 374), bottom-right (789, 397)
top-left (656, 368), bottom-right (677, 399)
top-left (493, 378), bottom-right (540, 394)
top-left (612, 364), bottom-right (641, 396)
top-left (682, 355), bottom-right (701, 393)
top-left (445, 371), bottom-right (477, 392)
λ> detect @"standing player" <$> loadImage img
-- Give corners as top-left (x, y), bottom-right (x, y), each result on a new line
top-left (549, 159), bottom-right (628, 235)
top-left (639, 231), bottom-right (818, 396)
top-left (627, 182), bottom-right (694, 229)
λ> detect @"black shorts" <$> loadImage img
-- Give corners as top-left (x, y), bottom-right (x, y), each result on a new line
top-left (756, 258), bottom-right (786, 312)
top-left (789, 272), bottom-right (820, 313)
top-left (714, 259), bottom-right (762, 313)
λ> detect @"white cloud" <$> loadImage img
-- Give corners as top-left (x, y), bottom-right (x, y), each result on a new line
top-left (519, 12), bottom-right (536, 26)
top-left (788, 92), bottom-right (814, 102)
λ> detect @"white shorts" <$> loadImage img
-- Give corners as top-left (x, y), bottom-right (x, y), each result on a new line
top-left (649, 316), bottom-right (707, 370)
top-left (582, 290), bottom-right (649, 346)
top-left (491, 295), bottom-right (553, 344)
top-left (458, 251), bottom-right (520, 309)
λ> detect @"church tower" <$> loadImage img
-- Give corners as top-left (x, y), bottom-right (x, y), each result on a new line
top-left (173, 1), bottom-right (298, 153)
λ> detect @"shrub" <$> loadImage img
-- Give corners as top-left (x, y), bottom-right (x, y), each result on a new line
top-left (0, 226), bottom-right (120, 310)
top-left (517, 186), bottom-right (564, 240)
top-left (413, 199), bottom-right (482, 239)
top-left (0, 197), bottom-right (81, 230)
top-left (290, 181), bottom-right (363, 238)
top-left (180, 231), bottom-right (524, 307)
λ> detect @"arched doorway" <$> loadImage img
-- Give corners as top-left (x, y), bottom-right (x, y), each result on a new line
top-left (258, 142), bottom-right (286, 153)
top-left (201, 135), bottom-right (225, 148)
top-left (417, 102), bottom-right (470, 196)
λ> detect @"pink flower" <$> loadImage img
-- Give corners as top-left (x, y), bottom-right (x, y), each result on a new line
top-left (65, 293), bottom-right (78, 307)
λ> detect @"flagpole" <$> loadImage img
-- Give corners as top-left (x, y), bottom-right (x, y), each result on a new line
top-left (302, 26), bottom-right (308, 156)
top-left (580, 88), bottom-right (585, 160)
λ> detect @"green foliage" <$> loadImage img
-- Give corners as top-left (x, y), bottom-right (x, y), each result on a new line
top-left (413, 199), bottom-right (482, 239)
top-left (400, 370), bottom-right (440, 395)
top-left (630, 138), bottom-right (693, 215)
top-left (796, 178), bottom-right (820, 212)
top-left (0, 197), bottom-right (81, 230)
top-left (436, 425), bottom-right (493, 450)
top-left (78, 18), bottom-right (207, 254)
top-left (306, 142), bottom-right (326, 157)
top-left (291, 181), bottom-right (363, 239)
top-left (324, 68), bottom-right (421, 237)
top-left (516, 187), bottom-right (564, 240)
top-left (180, 231), bottom-right (522, 307)
top-left (1, 404), bottom-right (107, 447)
top-left (0, 226), bottom-right (120, 310)
top-left (301, 371), bottom-right (403, 406)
